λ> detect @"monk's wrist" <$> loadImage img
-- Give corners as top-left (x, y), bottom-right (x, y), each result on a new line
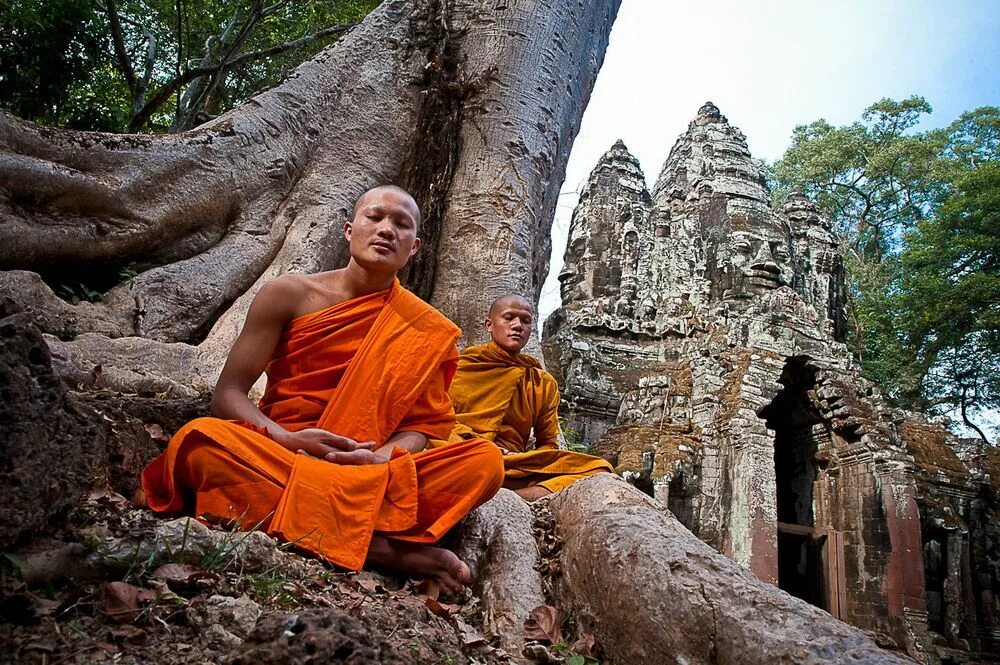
top-left (269, 426), bottom-right (293, 447)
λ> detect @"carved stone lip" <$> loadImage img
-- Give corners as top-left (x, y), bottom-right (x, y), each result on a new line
top-left (747, 266), bottom-right (783, 287)
top-left (748, 265), bottom-right (781, 278)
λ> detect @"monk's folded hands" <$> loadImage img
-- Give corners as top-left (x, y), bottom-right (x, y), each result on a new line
top-left (321, 448), bottom-right (384, 465)
top-left (273, 427), bottom-right (376, 459)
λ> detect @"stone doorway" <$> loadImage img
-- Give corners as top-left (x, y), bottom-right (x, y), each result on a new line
top-left (760, 357), bottom-right (845, 617)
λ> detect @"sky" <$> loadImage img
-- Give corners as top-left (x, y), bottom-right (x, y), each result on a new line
top-left (539, 0), bottom-right (1000, 320)
top-left (536, 0), bottom-right (1000, 438)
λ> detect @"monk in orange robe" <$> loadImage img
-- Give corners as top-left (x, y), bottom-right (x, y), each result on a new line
top-left (141, 185), bottom-right (504, 593)
top-left (448, 295), bottom-right (612, 501)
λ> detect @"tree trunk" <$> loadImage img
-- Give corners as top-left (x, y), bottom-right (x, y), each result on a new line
top-left (0, 0), bottom-right (620, 393)
top-left (426, 0), bottom-right (618, 347)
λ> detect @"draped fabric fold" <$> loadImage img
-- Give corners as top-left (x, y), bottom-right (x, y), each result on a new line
top-left (448, 341), bottom-right (612, 493)
top-left (446, 340), bottom-right (541, 444)
top-left (142, 281), bottom-right (503, 571)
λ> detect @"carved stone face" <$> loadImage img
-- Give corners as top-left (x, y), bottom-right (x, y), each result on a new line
top-left (724, 227), bottom-right (793, 298)
top-left (702, 203), bottom-right (793, 302)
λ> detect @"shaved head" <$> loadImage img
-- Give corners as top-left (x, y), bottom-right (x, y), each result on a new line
top-left (353, 185), bottom-right (421, 229)
top-left (486, 295), bottom-right (534, 353)
top-left (488, 294), bottom-right (533, 318)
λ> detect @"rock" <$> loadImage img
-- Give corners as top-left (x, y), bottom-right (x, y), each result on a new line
top-left (0, 312), bottom-right (211, 547)
top-left (187, 595), bottom-right (261, 641)
top-left (73, 391), bottom-right (209, 498)
top-left (0, 313), bottom-right (105, 547)
top-left (92, 517), bottom-right (306, 577)
top-left (202, 623), bottom-right (243, 651)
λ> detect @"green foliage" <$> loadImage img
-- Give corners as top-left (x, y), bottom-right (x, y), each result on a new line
top-left (242, 566), bottom-right (298, 607)
top-left (59, 281), bottom-right (103, 303)
top-left (0, 551), bottom-right (28, 580)
top-left (0, 0), bottom-right (378, 132)
top-left (772, 96), bottom-right (947, 261)
top-left (558, 415), bottom-right (590, 453)
top-left (0, 0), bottom-right (122, 129)
top-left (118, 262), bottom-right (140, 285)
top-left (895, 163), bottom-right (1000, 437)
top-left (773, 98), bottom-right (1000, 438)
top-left (566, 655), bottom-right (600, 665)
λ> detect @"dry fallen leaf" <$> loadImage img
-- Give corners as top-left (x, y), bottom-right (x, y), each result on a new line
top-left (144, 423), bottom-right (168, 441)
top-left (23, 639), bottom-right (58, 654)
top-left (151, 563), bottom-right (220, 591)
top-left (523, 604), bottom-right (563, 644)
top-left (29, 595), bottom-right (62, 619)
top-left (356, 578), bottom-right (380, 594)
top-left (109, 624), bottom-right (149, 645)
top-left (152, 563), bottom-right (199, 582)
top-left (105, 582), bottom-right (156, 624)
top-left (88, 487), bottom-right (131, 506)
top-left (455, 616), bottom-right (487, 647)
top-left (572, 632), bottom-right (598, 658)
top-left (424, 597), bottom-right (460, 617)
top-left (414, 578), bottom-right (440, 600)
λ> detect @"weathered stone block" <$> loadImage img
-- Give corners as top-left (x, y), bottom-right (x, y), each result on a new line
top-left (0, 313), bottom-right (105, 547)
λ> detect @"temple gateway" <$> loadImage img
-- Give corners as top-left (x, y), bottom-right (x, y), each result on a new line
top-left (542, 102), bottom-right (1000, 663)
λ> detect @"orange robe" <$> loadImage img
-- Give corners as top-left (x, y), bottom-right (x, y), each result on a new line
top-left (448, 341), bottom-right (612, 493)
top-left (141, 281), bottom-right (504, 571)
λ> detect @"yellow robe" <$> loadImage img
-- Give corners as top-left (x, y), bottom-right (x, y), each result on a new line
top-left (448, 341), bottom-right (612, 493)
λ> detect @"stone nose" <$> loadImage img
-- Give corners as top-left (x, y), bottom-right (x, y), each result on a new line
top-left (749, 243), bottom-right (779, 272)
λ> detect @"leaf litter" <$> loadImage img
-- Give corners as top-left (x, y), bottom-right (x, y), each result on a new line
top-left (0, 489), bottom-right (516, 664)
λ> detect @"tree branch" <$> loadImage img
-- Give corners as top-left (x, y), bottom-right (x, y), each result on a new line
top-left (226, 22), bottom-right (356, 69)
top-left (129, 22), bottom-right (356, 132)
top-left (175, 1), bottom-right (266, 130)
top-left (175, 0), bottom-right (184, 118)
top-left (99, 0), bottom-right (137, 93)
top-left (959, 385), bottom-right (990, 444)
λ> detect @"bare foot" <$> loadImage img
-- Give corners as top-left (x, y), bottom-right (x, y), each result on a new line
top-left (514, 485), bottom-right (553, 501)
top-left (366, 536), bottom-right (470, 597)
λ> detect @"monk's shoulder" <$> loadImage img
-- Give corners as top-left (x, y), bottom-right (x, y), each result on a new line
top-left (394, 286), bottom-right (460, 336)
top-left (252, 274), bottom-right (325, 321)
top-left (259, 273), bottom-right (314, 299)
top-left (459, 343), bottom-right (490, 358)
top-left (246, 274), bottom-right (314, 322)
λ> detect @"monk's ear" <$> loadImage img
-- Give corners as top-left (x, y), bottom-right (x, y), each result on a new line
top-left (343, 221), bottom-right (353, 241)
top-left (409, 237), bottom-right (421, 256)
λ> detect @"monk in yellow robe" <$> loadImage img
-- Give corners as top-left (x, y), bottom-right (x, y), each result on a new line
top-left (141, 185), bottom-right (504, 594)
top-left (448, 295), bottom-right (612, 500)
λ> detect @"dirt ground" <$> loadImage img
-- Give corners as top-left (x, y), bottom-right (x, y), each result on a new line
top-left (0, 491), bottom-right (515, 665)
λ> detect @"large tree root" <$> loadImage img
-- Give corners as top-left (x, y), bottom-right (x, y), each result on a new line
top-left (0, 0), bottom-right (621, 393)
top-left (548, 474), bottom-right (916, 664)
top-left (457, 489), bottom-right (546, 656)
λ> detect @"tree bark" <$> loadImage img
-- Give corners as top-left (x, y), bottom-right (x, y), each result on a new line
top-left (0, 0), bottom-right (620, 394)
top-left (456, 489), bottom-right (546, 656)
top-left (547, 474), bottom-right (918, 664)
top-left (428, 0), bottom-right (618, 348)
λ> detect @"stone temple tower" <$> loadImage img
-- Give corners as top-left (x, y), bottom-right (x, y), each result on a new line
top-left (560, 139), bottom-right (651, 307)
top-left (543, 103), bottom-right (1000, 661)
